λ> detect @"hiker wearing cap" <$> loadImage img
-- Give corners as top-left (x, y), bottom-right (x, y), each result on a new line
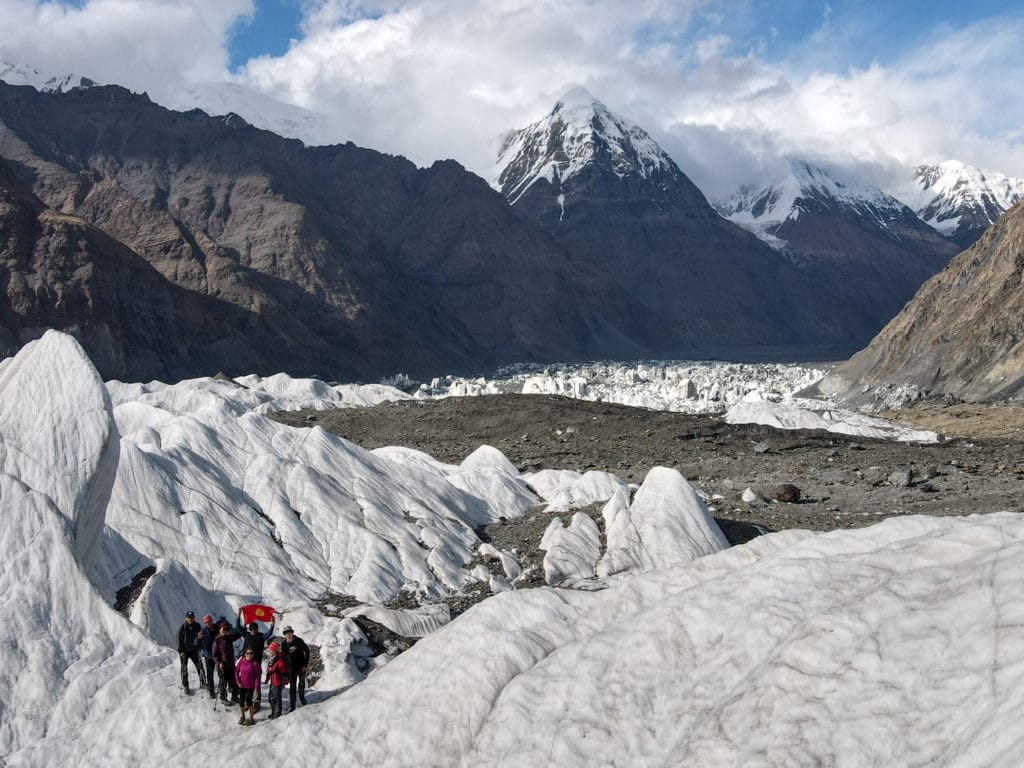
top-left (213, 621), bottom-right (241, 703)
top-left (176, 610), bottom-right (205, 695)
top-left (281, 626), bottom-right (310, 710)
top-left (197, 614), bottom-right (219, 699)
top-left (235, 647), bottom-right (261, 726)
top-left (264, 642), bottom-right (288, 719)
top-left (236, 608), bottom-right (275, 711)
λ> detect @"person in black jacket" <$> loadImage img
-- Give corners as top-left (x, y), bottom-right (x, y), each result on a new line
top-left (176, 610), bottom-right (205, 694)
top-left (212, 620), bottom-right (241, 703)
top-left (281, 626), bottom-right (310, 711)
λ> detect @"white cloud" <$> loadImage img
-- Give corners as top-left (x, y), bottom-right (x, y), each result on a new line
top-left (0, 0), bottom-right (252, 94)
top-left (2, 1), bottom-right (1023, 200)
top-left (233, 2), bottom-right (1024, 197)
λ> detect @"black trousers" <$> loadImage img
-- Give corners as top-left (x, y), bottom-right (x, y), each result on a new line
top-left (179, 650), bottom-right (204, 689)
top-left (268, 684), bottom-right (284, 717)
top-left (218, 663), bottom-right (238, 701)
top-left (288, 670), bottom-right (307, 708)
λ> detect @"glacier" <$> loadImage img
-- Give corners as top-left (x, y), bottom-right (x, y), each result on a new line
top-left (2, 331), bottom-right (1019, 767)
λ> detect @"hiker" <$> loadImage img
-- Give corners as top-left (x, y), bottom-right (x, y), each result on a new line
top-left (235, 647), bottom-right (261, 726)
top-left (237, 609), bottom-right (275, 711)
top-left (213, 621), bottom-right (241, 703)
top-left (176, 610), bottom-right (205, 695)
top-left (197, 614), bottom-right (218, 699)
top-left (281, 625), bottom-right (310, 710)
top-left (265, 642), bottom-right (288, 719)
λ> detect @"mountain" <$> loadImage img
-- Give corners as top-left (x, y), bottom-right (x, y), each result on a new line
top-left (719, 160), bottom-right (959, 332)
top-left (492, 88), bottom-right (841, 359)
top-left (493, 86), bottom-right (686, 209)
top-left (1, 60), bottom-right (330, 145)
top-left (818, 198), bottom-right (1024, 403)
top-left (0, 155), bottom-right (285, 380)
top-left (896, 160), bottom-right (1024, 248)
top-left (493, 90), bottom-right (950, 358)
top-left (0, 61), bottom-right (97, 93)
top-left (0, 80), bottom-right (621, 380)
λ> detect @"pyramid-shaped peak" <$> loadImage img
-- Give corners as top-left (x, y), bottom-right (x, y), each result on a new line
top-left (555, 86), bottom-right (602, 109)
top-left (493, 88), bottom-right (682, 203)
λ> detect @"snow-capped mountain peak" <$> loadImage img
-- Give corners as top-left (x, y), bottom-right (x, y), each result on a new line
top-left (717, 159), bottom-right (915, 249)
top-left (493, 87), bottom-right (679, 204)
top-left (0, 62), bottom-right (328, 148)
top-left (0, 61), bottom-right (97, 92)
top-left (894, 160), bottom-right (1024, 246)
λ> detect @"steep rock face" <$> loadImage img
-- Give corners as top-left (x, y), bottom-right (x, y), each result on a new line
top-left (494, 90), bottom-right (909, 359)
top-left (898, 161), bottom-right (1024, 249)
top-left (720, 161), bottom-right (959, 336)
top-left (819, 199), bottom-right (1024, 402)
top-left (0, 156), bottom-right (290, 380)
top-left (0, 82), bottom-right (595, 379)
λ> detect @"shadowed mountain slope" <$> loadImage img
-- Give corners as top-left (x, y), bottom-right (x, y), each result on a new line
top-left (819, 199), bottom-right (1024, 403)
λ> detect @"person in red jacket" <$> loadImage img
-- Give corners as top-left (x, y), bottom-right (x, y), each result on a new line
top-left (235, 649), bottom-right (261, 726)
top-left (264, 642), bottom-right (289, 719)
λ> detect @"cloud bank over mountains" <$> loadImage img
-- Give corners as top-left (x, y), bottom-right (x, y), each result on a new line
top-left (2, 1), bottom-right (1023, 197)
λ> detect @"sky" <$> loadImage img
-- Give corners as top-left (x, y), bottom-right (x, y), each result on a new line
top-left (1, 0), bottom-right (1023, 197)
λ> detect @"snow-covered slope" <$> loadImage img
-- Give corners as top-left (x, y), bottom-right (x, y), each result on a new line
top-left (492, 87), bottom-right (680, 204)
top-left (6, 331), bottom-right (1023, 766)
top-left (719, 160), bottom-right (921, 249)
top-left (0, 61), bottom-right (327, 145)
top-left (895, 160), bottom-right (1024, 247)
top-left (2, 332), bottom-right (730, 765)
top-left (0, 61), bottom-right (97, 92)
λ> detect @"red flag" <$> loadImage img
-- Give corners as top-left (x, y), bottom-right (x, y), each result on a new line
top-left (240, 604), bottom-right (275, 625)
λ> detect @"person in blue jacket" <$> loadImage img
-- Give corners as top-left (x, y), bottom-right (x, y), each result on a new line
top-left (196, 614), bottom-right (219, 699)
top-left (236, 609), bottom-right (275, 711)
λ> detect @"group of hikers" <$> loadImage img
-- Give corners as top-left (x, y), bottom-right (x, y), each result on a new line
top-left (177, 608), bottom-right (310, 726)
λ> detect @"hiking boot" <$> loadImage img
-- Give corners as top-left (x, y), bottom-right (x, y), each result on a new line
top-left (238, 716), bottom-right (246, 726)
top-left (245, 719), bottom-right (255, 726)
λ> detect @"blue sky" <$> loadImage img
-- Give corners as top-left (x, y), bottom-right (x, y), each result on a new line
top-left (229, 0), bottom-right (304, 68)
top-left (2, 0), bottom-right (1024, 194)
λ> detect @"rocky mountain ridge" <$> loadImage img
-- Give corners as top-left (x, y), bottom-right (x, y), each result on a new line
top-left (819, 197), bottom-right (1024, 403)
